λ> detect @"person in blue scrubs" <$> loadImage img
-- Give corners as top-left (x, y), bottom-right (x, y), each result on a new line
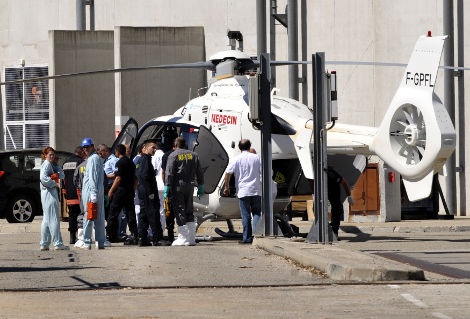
top-left (75, 138), bottom-right (107, 250)
top-left (39, 147), bottom-right (69, 251)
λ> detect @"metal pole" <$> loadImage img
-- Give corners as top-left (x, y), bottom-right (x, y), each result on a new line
top-left (257, 0), bottom-right (267, 55)
top-left (76, 0), bottom-right (86, 30)
top-left (457, 0), bottom-right (466, 216)
top-left (260, 54), bottom-right (273, 236)
top-left (300, 0), bottom-right (308, 105)
top-left (89, 0), bottom-right (95, 30)
top-left (0, 71), bottom-right (3, 150)
top-left (270, 0), bottom-right (277, 87)
top-left (306, 52), bottom-right (329, 244)
top-left (443, 0), bottom-right (457, 215)
top-left (287, 0), bottom-right (299, 100)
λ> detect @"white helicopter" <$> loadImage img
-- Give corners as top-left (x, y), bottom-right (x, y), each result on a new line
top-left (110, 33), bottom-right (455, 233)
top-left (0, 33), bottom-right (456, 235)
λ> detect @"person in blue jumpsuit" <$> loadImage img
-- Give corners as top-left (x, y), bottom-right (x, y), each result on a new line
top-left (75, 138), bottom-right (107, 250)
top-left (39, 146), bottom-right (69, 251)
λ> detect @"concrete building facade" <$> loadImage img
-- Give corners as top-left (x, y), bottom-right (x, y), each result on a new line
top-left (0, 0), bottom-right (468, 215)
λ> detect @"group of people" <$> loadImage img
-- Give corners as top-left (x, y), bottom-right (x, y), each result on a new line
top-left (224, 139), bottom-right (353, 242)
top-left (39, 135), bottom-right (351, 251)
top-left (39, 135), bottom-right (204, 251)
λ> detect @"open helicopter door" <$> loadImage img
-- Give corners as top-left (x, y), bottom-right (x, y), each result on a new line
top-left (111, 118), bottom-right (139, 155)
top-left (193, 125), bottom-right (229, 194)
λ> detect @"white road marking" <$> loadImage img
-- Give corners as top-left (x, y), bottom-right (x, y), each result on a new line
top-left (387, 284), bottom-right (400, 289)
top-left (400, 293), bottom-right (428, 308)
top-left (432, 312), bottom-right (453, 319)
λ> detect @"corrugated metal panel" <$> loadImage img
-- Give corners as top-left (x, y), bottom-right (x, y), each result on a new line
top-left (3, 66), bottom-right (49, 149)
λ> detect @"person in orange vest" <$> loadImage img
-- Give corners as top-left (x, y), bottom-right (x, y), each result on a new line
top-left (62, 146), bottom-right (85, 244)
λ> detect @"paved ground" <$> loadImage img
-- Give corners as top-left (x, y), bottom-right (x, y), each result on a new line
top-left (0, 231), bottom-right (327, 290)
top-left (1, 218), bottom-right (470, 318)
top-left (1, 283), bottom-right (469, 318)
top-left (338, 231), bottom-right (470, 280)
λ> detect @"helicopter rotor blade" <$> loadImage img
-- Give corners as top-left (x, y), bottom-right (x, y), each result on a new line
top-left (0, 61), bottom-right (215, 86)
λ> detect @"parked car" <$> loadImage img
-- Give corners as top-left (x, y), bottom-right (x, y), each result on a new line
top-left (0, 149), bottom-right (73, 223)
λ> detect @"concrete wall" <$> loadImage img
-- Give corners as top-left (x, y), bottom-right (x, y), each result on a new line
top-left (50, 31), bottom-right (115, 151)
top-left (115, 27), bottom-right (206, 128)
top-left (0, 0), bottom-right (468, 214)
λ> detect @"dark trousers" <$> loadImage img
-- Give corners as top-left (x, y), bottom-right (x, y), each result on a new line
top-left (138, 195), bottom-right (163, 241)
top-left (328, 184), bottom-right (343, 233)
top-left (171, 184), bottom-right (194, 226)
top-left (67, 204), bottom-right (81, 234)
top-left (166, 204), bottom-right (175, 239)
top-left (107, 188), bottom-right (137, 241)
top-left (104, 183), bottom-right (112, 220)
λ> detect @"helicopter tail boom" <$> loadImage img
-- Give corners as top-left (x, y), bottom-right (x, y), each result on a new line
top-left (370, 35), bottom-right (456, 200)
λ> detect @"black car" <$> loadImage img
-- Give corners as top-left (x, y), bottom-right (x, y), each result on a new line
top-left (0, 149), bottom-right (73, 223)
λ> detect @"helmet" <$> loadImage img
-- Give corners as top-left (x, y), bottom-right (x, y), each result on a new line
top-left (81, 138), bottom-right (93, 147)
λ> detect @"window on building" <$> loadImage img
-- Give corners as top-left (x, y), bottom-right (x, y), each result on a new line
top-left (2, 66), bottom-right (49, 149)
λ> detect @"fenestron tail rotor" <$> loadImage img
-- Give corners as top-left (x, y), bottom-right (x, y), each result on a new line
top-left (371, 35), bottom-right (455, 185)
top-left (389, 104), bottom-right (426, 166)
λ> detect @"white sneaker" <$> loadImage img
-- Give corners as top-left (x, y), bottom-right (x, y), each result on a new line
top-left (75, 241), bottom-right (91, 250)
top-left (74, 239), bottom-right (85, 248)
top-left (77, 228), bottom-right (84, 241)
top-left (54, 245), bottom-right (70, 250)
top-left (40, 246), bottom-right (49, 251)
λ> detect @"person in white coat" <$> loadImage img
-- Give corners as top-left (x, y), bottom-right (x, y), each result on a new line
top-left (39, 147), bottom-right (68, 251)
top-left (75, 138), bottom-right (107, 250)
top-left (151, 142), bottom-right (166, 234)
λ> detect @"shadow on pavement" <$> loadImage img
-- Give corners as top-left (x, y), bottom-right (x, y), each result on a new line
top-left (0, 266), bottom-right (99, 273)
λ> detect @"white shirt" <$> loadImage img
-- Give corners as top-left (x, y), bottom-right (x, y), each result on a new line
top-left (151, 149), bottom-right (165, 191)
top-left (226, 151), bottom-right (262, 198)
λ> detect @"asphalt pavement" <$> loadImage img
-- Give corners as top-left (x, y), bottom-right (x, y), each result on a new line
top-left (1, 217), bottom-right (470, 318)
top-left (1, 216), bottom-right (470, 285)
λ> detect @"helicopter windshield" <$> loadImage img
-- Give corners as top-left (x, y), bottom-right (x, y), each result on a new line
top-left (132, 120), bottom-right (199, 156)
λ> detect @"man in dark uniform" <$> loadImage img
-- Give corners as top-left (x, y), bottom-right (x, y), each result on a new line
top-left (327, 166), bottom-right (353, 239)
top-left (62, 146), bottom-right (84, 244)
top-left (164, 137), bottom-right (204, 246)
top-left (107, 144), bottom-right (138, 244)
top-left (136, 140), bottom-right (169, 246)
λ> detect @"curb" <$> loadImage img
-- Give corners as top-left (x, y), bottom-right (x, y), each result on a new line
top-left (296, 224), bottom-right (470, 234)
top-left (254, 237), bottom-right (425, 281)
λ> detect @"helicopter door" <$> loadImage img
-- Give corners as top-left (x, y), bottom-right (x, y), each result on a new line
top-left (111, 118), bottom-right (139, 154)
top-left (193, 125), bottom-right (229, 194)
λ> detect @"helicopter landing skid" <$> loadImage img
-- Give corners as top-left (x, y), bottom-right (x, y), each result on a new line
top-left (214, 219), bottom-right (243, 238)
top-left (214, 227), bottom-right (243, 238)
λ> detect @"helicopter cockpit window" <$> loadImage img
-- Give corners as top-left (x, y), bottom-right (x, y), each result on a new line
top-left (134, 122), bottom-right (199, 157)
top-left (180, 126), bottom-right (198, 151)
top-left (271, 114), bottom-right (297, 135)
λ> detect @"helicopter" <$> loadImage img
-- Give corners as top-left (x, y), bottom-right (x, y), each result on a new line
top-left (108, 33), bottom-right (455, 233)
top-left (0, 33), bottom-right (456, 236)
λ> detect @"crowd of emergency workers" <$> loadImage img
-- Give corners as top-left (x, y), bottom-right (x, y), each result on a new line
top-left (38, 134), bottom-right (204, 250)
top-left (38, 132), bottom-right (352, 250)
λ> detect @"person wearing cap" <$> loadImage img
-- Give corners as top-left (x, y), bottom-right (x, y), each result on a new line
top-left (75, 138), bottom-right (107, 250)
